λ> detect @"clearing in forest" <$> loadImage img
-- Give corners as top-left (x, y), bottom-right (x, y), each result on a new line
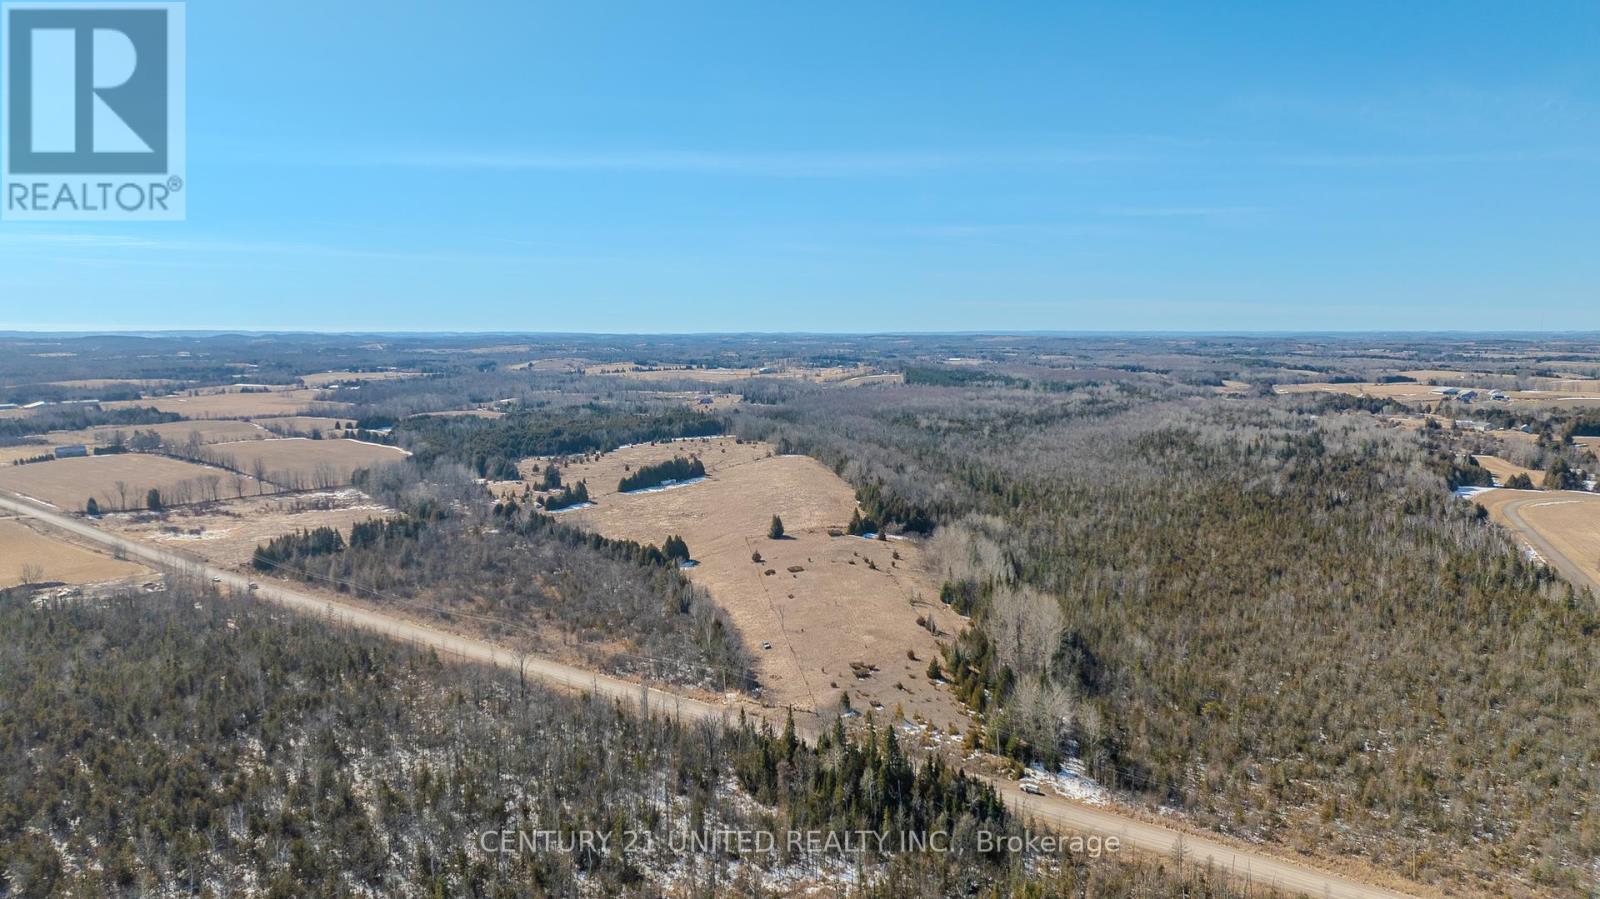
top-left (100, 388), bottom-right (347, 419)
top-left (102, 489), bottom-right (393, 569)
top-left (503, 436), bottom-right (970, 733)
top-left (205, 438), bottom-right (409, 490)
top-left (299, 370), bottom-right (421, 387)
top-left (44, 419), bottom-right (268, 448)
top-left (1472, 455), bottom-right (1543, 488)
top-left (252, 416), bottom-right (353, 437)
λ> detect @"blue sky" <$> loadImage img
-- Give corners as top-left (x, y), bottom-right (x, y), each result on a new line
top-left (2, 0), bottom-right (1596, 332)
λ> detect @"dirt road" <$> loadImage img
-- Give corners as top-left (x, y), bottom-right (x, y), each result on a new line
top-left (0, 491), bottom-right (1423, 899)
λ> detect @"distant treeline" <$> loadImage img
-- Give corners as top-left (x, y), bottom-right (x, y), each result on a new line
top-left (903, 365), bottom-right (1027, 388)
top-left (0, 406), bottom-right (181, 446)
top-left (395, 407), bottom-right (723, 480)
top-left (618, 455), bottom-right (704, 492)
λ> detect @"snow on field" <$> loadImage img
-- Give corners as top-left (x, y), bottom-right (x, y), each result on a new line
top-left (1452, 486), bottom-right (1495, 500)
top-left (609, 435), bottom-right (733, 454)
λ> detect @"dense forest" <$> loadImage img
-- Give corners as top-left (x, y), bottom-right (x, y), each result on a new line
top-left (0, 406), bottom-right (181, 446)
top-left (0, 586), bottom-right (1274, 898)
top-left (736, 382), bottom-right (1600, 896)
top-left (248, 482), bottom-right (750, 691)
top-left (395, 406), bottom-right (724, 479)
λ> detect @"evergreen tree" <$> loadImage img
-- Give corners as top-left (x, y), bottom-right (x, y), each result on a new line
top-left (769, 514), bottom-right (785, 539)
top-left (662, 534), bottom-right (690, 562)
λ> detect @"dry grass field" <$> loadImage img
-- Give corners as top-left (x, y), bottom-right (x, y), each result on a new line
top-left (1399, 369), bottom-right (1600, 394)
top-left (100, 389), bottom-right (349, 419)
top-left (1279, 380), bottom-right (1600, 410)
top-left (407, 409), bottom-right (505, 419)
top-left (1473, 455), bottom-right (1543, 487)
top-left (1276, 381), bottom-right (1458, 403)
top-left (585, 363), bottom-right (891, 385)
top-left (509, 357), bottom-right (587, 373)
top-left (0, 517), bottom-right (149, 588)
top-left (253, 416), bottom-right (351, 436)
top-left (46, 419), bottom-right (268, 447)
top-left (0, 454), bottom-right (276, 512)
top-left (205, 438), bottom-right (409, 489)
top-left (502, 437), bottom-right (970, 732)
top-left (299, 370), bottom-right (421, 387)
top-left (1476, 490), bottom-right (1600, 588)
top-left (103, 489), bottom-right (392, 569)
top-left (46, 378), bottom-right (176, 391)
top-left (1386, 413), bottom-right (1451, 431)
top-left (0, 445), bottom-right (59, 464)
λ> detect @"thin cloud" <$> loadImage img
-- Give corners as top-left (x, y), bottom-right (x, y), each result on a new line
top-left (340, 147), bottom-right (1147, 177)
top-left (1100, 206), bottom-right (1268, 218)
top-left (1268, 148), bottom-right (1598, 167)
top-left (0, 232), bottom-right (530, 265)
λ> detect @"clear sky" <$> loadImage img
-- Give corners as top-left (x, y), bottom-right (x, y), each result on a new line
top-left (2, 1), bottom-right (1596, 332)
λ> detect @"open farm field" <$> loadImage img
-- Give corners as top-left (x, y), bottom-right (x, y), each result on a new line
top-left (0, 517), bottom-right (149, 588)
top-left (1473, 455), bottom-right (1544, 487)
top-left (103, 488), bottom-right (393, 569)
top-left (585, 363), bottom-right (889, 385)
top-left (1276, 381), bottom-right (1448, 403)
top-left (1399, 369), bottom-right (1600, 394)
top-left (206, 438), bottom-right (409, 489)
top-left (46, 419), bottom-right (268, 447)
top-left (253, 416), bottom-right (352, 437)
top-left (407, 408), bottom-right (505, 419)
top-left (101, 389), bottom-right (348, 419)
top-left (509, 357), bottom-right (586, 373)
top-left (300, 370), bottom-right (422, 387)
top-left (1476, 489), bottom-right (1600, 590)
top-left (0, 453), bottom-right (273, 512)
top-left (0, 445), bottom-right (59, 464)
top-left (46, 378), bottom-right (177, 391)
top-left (505, 437), bottom-right (968, 732)
top-left (1280, 380), bottom-right (1600, 410)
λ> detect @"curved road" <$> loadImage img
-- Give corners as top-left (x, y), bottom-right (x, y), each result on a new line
top-left (0, 491), bottom-right (1421, 899)
top-left (1490, 490), bottom-right (1600, 593)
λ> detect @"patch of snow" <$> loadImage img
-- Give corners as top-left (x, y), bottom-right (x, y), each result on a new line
top-left (343, 437), bottom-right (409, 454)
top-left (544, 501), bottom-right (594, 514)
top-left (620, 476), bottom-right (707, 495)
top-left (1452, 486), bottom-right (1495, 499)
top-left (13, 492), bottom-right (59, 509)
top-left (1021, 760), bottom-right (1112, 807)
